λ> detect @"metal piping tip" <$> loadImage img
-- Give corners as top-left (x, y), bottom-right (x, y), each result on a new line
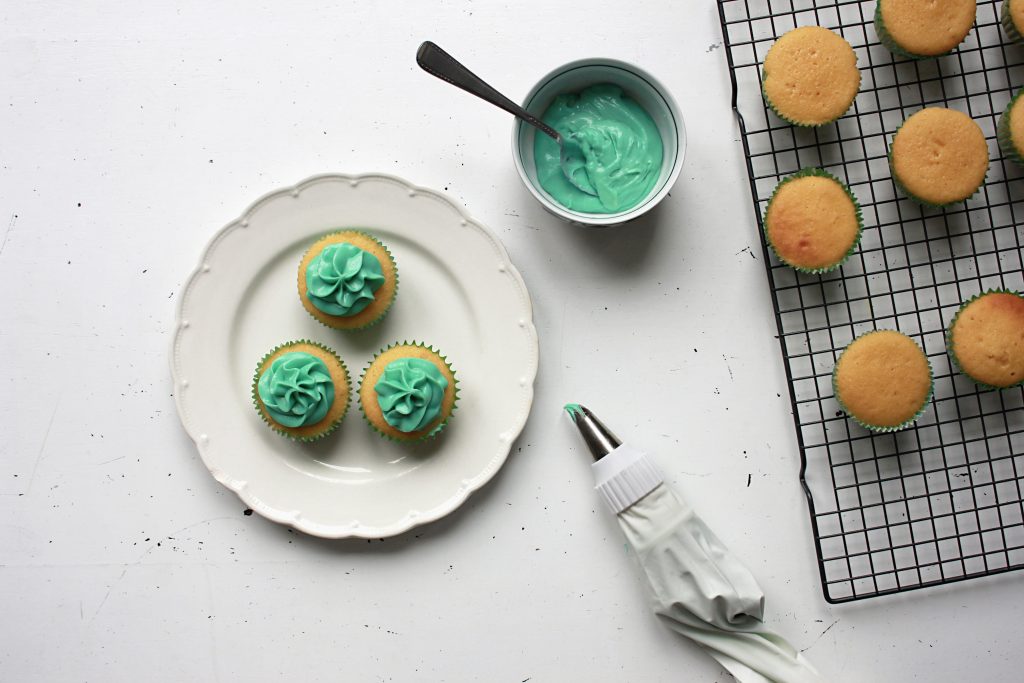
top-left (563, 403), bottom-right (622, 461)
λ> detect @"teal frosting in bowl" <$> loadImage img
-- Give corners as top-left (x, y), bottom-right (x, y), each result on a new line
top-left (258, 351), bottom-right (335, 427)
top-left (305, 242), bottom-right (385, 316)
top-left (374, 358), bottom-right (449, 432)
top-left (534, 83), bottom-right (663, 214)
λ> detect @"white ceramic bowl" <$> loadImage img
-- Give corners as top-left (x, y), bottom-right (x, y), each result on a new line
top-left (511, 58), bottom-right (685, 227)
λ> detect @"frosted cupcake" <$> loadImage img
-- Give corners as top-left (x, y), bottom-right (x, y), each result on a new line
top-left (1002, 0), bottom-right (1024, 44)
top-left (947, 290), bottom-right (1024, 389)
top-left (298, 230), bottom-right (398, 330)
top-left (889, 108), bottom-right (989, 207)
top-left (833, 330), bottom-right (933, 432)
top-left (997, 89), bottom-right (1024, 166)
top-left (762, 26), bottom-right (860, 127)
top-left (252, 340), bottom-right (350, 441)
top-left (763, 168), bottom-right (862, 273)
top-left (359, 342), bottom-right (458, 442)
top-left (875, 0), bottom-right (976, 59)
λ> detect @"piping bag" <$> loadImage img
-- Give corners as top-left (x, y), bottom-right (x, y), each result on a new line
top-left (565, 403), bottom-right (824, 683)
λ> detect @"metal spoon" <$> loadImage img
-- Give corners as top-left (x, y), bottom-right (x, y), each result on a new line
top-left (416, 41), bottom-right (597, 196)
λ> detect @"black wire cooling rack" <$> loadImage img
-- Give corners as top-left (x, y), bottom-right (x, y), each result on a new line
top-left (718, 0), bottom-right (1024, 602)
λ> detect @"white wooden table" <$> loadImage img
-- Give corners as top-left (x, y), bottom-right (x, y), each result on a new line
top-left (2, 2), bottom-right (1021, 680)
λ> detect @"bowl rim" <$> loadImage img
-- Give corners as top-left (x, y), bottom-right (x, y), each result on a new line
top-left (510, 57), bottom-right (685, 227)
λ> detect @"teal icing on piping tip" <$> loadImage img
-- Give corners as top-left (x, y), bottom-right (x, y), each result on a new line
top-left (564, 403), bottom-right (583, 418)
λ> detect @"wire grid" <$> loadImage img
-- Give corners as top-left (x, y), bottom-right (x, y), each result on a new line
top-left (718, 0), bottom-right (1024, 602)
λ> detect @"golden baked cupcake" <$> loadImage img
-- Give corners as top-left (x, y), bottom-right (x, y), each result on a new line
top-left (1002, 0), bottom-right (1024, 44)
top-left (889, 108), bottom-right (989, 207)
top-left (997, 88), bottom-right (1024, 166)
top-left (762, 26), bottom-right (860, 127)
top-left (875, 0), bottom-right (976, 59)
top-left (763, 168), bottom-right (862, 273)
top-left (359, 342), bottom-right (458, 442)
top-left (298, 230), bottom-right (397, 330)
top-left (833, 330), bottom-right (933, 432)
top-left (947, 290), bottom-right (1024, 389)
top-left (252, 340), bottom-right (350, 441)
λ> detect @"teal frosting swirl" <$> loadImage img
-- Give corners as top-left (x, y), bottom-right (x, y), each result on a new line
top-left (374, 357), bottom-right (449, 432)
top-left (257, 351), bottom-right (335, 427)
top-left (305, 241), bottom-right (385, 316)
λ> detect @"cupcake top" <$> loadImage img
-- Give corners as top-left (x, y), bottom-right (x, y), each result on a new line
top-left (298, 230), bottom-right (398, 330)
top-left (878, 0), bottom-right (976, 57)
top-left (948, 291), bottom-right (1024, 389)
top-left (375, 358), bottom-right (450, 433)
top-left (764, 169), bottom-right (861, 272)
top-left (762, 26), bottom-right (860, 126)
top-left (258, 351), bottom-right (335, 428)
top-left (252, 341), bottom-right (350, 441)
top-left (1007, 0), bottom-right (1024, 38)
top-left (834, 330), bottom-right (932, 431)
top-left (890, 107), bottom-right (988, 206)
top-left (359, 343), bottom-right (458, 442)
top-left (1004, 90), bottom-right (1024, 157)
top-left (305, 242), bottom-right (385, 317)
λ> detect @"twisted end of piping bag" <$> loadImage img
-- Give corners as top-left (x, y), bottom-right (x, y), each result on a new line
top-left (563, 406), bottom-right (824, 682)
top-left (564, 403), bottom-right (622, 461)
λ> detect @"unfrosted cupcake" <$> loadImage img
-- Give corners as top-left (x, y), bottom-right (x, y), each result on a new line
top-left (875, 0), bottom-right (976, 59)
top-left (298, 230), bottom-right (398, 330)
top-left (833, 330), bottom-right (933, 432)
top-left (947, 290), bottom-right (1024, 389)
top-left (252, 340), bottom-right (350, 441)
top-left (1002, 0), bottom-right (1024, 44)
top-left (997, 89), bottom-right (1024, 166)
top-left (763, 168), bottom-right (862, 273)
top-left (889, 108), bottom-right (989, 207)
top-left (359, 342), bottom-right (458, 442)
top-left (762, 26), bottom-right (860, 127)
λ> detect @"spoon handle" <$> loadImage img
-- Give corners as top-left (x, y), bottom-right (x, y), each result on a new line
top-left (416, 41), bottom-right (561, 142)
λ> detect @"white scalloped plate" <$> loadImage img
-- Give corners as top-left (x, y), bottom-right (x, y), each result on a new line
top-left (171, 174), bottom-right (538, 538)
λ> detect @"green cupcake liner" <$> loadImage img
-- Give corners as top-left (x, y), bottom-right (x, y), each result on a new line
top-left (1003, 0), bottom-right (1024, 45)
top-left (358, 340), bottom-right (460, 443)
top-left (763, 167), bottom-right (864, 274)
top-left (946, 289), bottom-right (1024, 391)
top-left (832, 329), bottom-right (934, 433)
top-left (251, 339), bottom-right (351, 442)
top-left (997, 88), bottom-right (1024, 167)
top-left (874, 1), bottom-right (966, 60)
top-left (887, 113), bottom-right (987, 208)
top-left (300, 229), bottom-right (399, 331)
